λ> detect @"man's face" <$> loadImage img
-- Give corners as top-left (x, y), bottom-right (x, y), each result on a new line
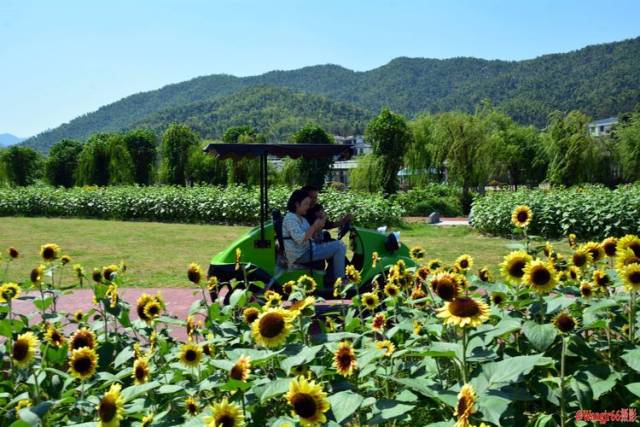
top-left (308, 191), bottom-right (319, 207)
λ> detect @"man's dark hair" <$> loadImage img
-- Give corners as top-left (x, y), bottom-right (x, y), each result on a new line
top-left (286, 189), bottom-right (309, 212)
top-left (301, 184), bottom-right (319, 194)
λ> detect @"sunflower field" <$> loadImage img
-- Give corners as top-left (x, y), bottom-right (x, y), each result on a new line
top-left (470, 183), bottom-right (640, 239)
top-left (0, 185), bottom-right (402, 229)
top-left (1, 206), bottom-right (640, 426)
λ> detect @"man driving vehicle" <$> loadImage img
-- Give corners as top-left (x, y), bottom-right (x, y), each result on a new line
top-left (301, 185), bottom-right (352, 241)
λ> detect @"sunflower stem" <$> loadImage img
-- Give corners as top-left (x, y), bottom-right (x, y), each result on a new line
top-left (630, 290), bottom-right (636, 344)
top-left (461, 328), bottom-right (468, 384)
top-left (560, 336), bottom-right (567, 427)
top-left (538, 294), bottom-right (545, 324)
top-left (30, 365), bottom-right (41, 403)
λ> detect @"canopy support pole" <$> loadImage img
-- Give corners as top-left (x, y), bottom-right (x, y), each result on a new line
top-left (255, 153), bottom-right (270, 248)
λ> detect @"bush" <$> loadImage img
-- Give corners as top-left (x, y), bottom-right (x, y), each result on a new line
top-left (470, 184), bottom-right (640, 239)
top-left (0, 185), bottom-right (403, 228)
top-left (393, 184), bottom-right (463, 217)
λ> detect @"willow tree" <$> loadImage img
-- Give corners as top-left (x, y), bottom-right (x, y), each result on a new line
top-left (406, 114), bottom-right (437, 186)
top-left (160, 124), bottom-right (199, 185)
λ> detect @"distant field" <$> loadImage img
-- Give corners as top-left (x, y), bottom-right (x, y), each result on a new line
top-left (0, 217), bottom-right (570, 287)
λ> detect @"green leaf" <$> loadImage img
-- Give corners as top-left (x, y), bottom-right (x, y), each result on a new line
top-left (478, 318), bottom-right (522, 344)
top-left (522, 321), bottom-right (558, 352)
top-left (621, 348), bottom-right (640, 372)
top-left (226, 348), bottom-right (281, 363)
top-left (416, 342), bottom-right (463, 360)
top-left (16, 401), bottom-right (54, 425)
top-left (158, 384), bottom-right (184, 394)
top-left (33, 296), bottom-right (54, 311)
top-left (229, 288), bottom-right (248, 308)
top-left (257, 378), bottom-right (291, 402)
top-left (391, 378), bottom-right (457, 407)
top-left (120, 381), bottom-right (160, 402)
top-left (544, 295), bottom-right (575, 315)
top-left (280, 345), bottom-right (323, 373)
top-left (625, 382), bottom-right (640, 398)
top-left (328, 390), bottom-right (364, 424)
top-left (482, 354), bottom-right (552, 387)
top-left (369, 399), bottom-right (415, 424)
top-left (0, 319), bottom-right (25, 337)
top-left (220, 379), bottom-right (251, 392)
top-left (113, 347), bottom-right (135, 368)
top-left (477, 393), bottom-right (510, 426)
top-left (188, 298), bottom-right (203, 315)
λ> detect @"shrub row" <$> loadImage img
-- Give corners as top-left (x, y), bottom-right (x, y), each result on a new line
top-left (0, 185), bottom-right (403, 228)
top-left (393, 184), bottom-right (463, 217)
top-left (470, 184), bottom-right (640, 239)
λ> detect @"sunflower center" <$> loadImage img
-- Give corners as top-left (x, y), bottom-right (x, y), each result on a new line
top-left (147, 304), bottom-right (159, 316)
top-left (604, 243), bottom-right (616, 256)
top-left (73, 356), bottom-right (92, 374)
top-left (387, 287), bottom-right (398, 296)
top-left (187, 402), bottom-right (197, 414)
top-left (460, 260), bottom-right (469, 269)
top-left (337, 352), bottom-right (353, 368)
top-left (43, 248), bottom-right (55, 259)
top-left (457, 396), bottom-right (470, 416)
top-left (230, 365), bottom-right (245, 381)
top-left (292, 393), bottom-right (317, 418)
top-left (259, 313), bottom-right (285, 338)
top-left (449, 298), bottom-right (480, 317)
top-left (12, 341), bottom-right (28, 361)
top-left (630, 243), bottom-right (640, 257)
top-left (581, 287), bottom-right (592, 297)
top-left (573, 253), bottom-right (587, 267)
top-left (517, 211), bottom-right (528, 222)
top-left (531, 267), bottom-right (551, 286)
top-left (72, 336), bottom-right (92, 350)
top-left (185, 349), bottom-right (197, 362)
top-left (493, 295), bottom-right (503, 304)
top-left (216, 414), bottom-right (236, 427)
top-left (99, 397), bottom-right (117, 423)
top-left (135, 365), bottom-right (147, 381)
top-left (508, 261), bottom-right (526, 278)
top-left (629, 271), bottom-right (640, 284)
top-left (556, 315), bottom-right (576, 332)
top-left (365, 297), bottom-right (375, 306)
top-left (436, 282), bottom-right (457, 301)
top-left (245, 311), bottom-right (258, 324)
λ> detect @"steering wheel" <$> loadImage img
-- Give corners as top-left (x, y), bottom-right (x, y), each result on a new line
top-left (337, 221), bottom-right (351, 240)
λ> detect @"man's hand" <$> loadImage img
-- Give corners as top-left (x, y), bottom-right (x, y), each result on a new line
top-left (339, 213), bottom-right (353, 226)
top-left (313, 218), bottom-right (326, 230)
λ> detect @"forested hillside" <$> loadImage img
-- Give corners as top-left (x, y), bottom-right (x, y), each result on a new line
top-left (22, 36), bottom-right (640, 152)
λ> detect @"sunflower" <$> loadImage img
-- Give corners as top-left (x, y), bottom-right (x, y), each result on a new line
top-left (617, 234), bottom-right (640, 257)
top-left (437, 297), bottom-right (490, 328)
top-left (567, 266), bottom-right (581, 282)
top-left (428, 259), bottom-right (443, 271)
top-left (204, 397), bottom-right (245, 427)
top-left (620, 263), bottom-right (640, 292)
top-left (289, 296), bottom-right (316, 317)
top-left (553, 312), bottom-right (578, 333)
top-left (73, 310), bottom-right (84, 323)
top-left (579, 282), bottom-right (594, 299)
top-left (416, 266), bottom-right (430, 282)
top-left (73, 264), bottom-right (85, 279)
top-left (410, 246), bottom-right (426, 261)
top-left (361, 292), bottom-right (379, 310)
top-left (372, 313), bottom-right (386, 332)
top-left (102, 264), bottom-right (119, 281)
top-left (543, 242), bottom-right (554, 258)
top-left (264, 291), bottom-right (282, 309)
top-left (8, 247), bottom-right (19, 259)
top-left (500, 251), bottom-right (532, 284)
top-left (410, 286), bottom-right (427, 307)
top-left (242, 307), bottom-right (260, 325)
top-left (141, 413), bottom-right (154, 427)
top-left (601, 237), bottom-right (618, 257)
top-left (454, 254), bottom-right (473, 271)
top-left (567, 233), bottom-right (578, 249)
top-left (592, 269), bottom-right (611, 288)
top-left (69, 328), bottom-right (97, 351)
top-left (345, 265), bottom-right (361, 284)
top-left (69, 347), bottom-right (98, 380)
top-left (61, 255), bottom-right (72, 265)
top-left (616, 248), bottom-right (640, 271)
top-left (384, 283), bottom-right (401, 299)
top-left (454, 383), bottom-right (477, 427)
top-left (285, 376), bottom-right (330, 427)
top-left (252, 308), bottom-right (293, 348)
top-left (185, 396), bottom-right (199, 416)
top-left (235, 248), bottom-right (242, 270)
top-left (581, 242), bottom-right (605, 263)
top-left (297, 275), bottom-right (317, 294)
top-left (0, 282), bottom-right (21, 302)
top-left (431, 272), bottom-right (460, 302)
top-left (179, 342), bottom-right (203, 368)
top-left (282, 280), bottom-right (295, 295)
top-left (491, 292), bottom-right (507, 306)
top-left (371, 251), bottom-right (380, 268)
top-left (97, 383), bottom-right (124, 427)
top-left (12, 332), bottom-right (39, 368)
top-left (207, 275), bottom-right (219, 292)
top-left (413, 320), bottom-right (423, 335)
top-left (375, 340), bottom-right (395, 357)
top-left (229, 355), bottom-right (251, 382)
top-left (478, 267), bottom-right (492, 282)
top-left (571, 248), bottom-right (592, 269)
top-left (106, 284), bottom-right (118, 308)
top-left (136, 294), bottom-right (155, 323)
top-left (132, 357), bottom-right (151, 384)
top-left (143, 300), bottom-right (162, 321)
top-left (30, 265), bottom-right (44, 284)
top-left (333, 341), bottom-right (357, 376)
top-left (16, 398), bottom-right (31, 412)
top-left (523, 260), bottom-right (558, 293)
top-left (44, 324), bottom-right (65, 348)
top-left (511, 205), bottom-right (533, 228)
top-left (40, 243), bottom-right (61, 262)
top-left (186, 263), bottom-right (203, 284)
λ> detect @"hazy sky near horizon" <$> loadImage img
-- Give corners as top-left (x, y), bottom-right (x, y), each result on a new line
top-left (2, 0), bottom-right (640, 137)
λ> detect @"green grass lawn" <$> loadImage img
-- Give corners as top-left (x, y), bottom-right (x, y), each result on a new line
top-left (0, 217), bottom-right (570, 287)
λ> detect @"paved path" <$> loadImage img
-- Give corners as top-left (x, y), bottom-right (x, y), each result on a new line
top-left (404, 216), bottom-right (469, 226)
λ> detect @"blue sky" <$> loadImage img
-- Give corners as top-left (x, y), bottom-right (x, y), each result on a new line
top-left (2, 0), bottom-right (640, 137)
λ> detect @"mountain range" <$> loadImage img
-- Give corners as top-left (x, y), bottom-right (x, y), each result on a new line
top-left (0, 133), bottom-right (26, 147)
top-left (21, 36), bottom-right (640, 153)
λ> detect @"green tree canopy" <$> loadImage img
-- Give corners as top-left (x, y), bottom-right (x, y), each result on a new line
top-left (160, 124), bottom-right (199, 185)
top-left (121, 129), bottom-right (158, 185)
top-left (291, 124), bottom-right (335, 189)
top-left (616, 110), bottom-right (640, 182)
top-left (45, 139), bottom-right (83, 187)
top-left (222, 125), bottom-right (265, 185)
top-left (107, 136), bottom-right (135, 185)
top-left (0, 146), bottom-right (42, 186)
top-left (76, 134), bottom-right (112, 186)
top-left (366, 108), bottom-right (412, 195)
